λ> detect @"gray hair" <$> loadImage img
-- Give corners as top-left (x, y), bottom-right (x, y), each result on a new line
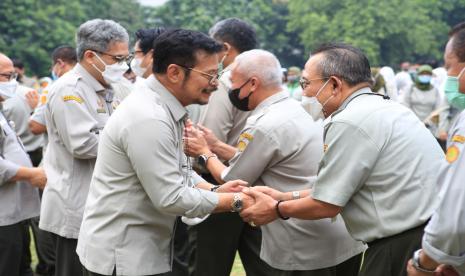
top-left (312, 43), bottom-right (372, 86)
top-left (76, 19), bottom-right (129, 61)
top-left (234, 49), bottom-right (282, 88)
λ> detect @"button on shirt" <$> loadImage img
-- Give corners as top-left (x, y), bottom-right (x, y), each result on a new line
top-left (222, 92), bottom-right (366, 270)
top-left (312, 88), bottom-right (444, 243)
top-left (77, 76), bottom-right (218, 276)
top-left (422, 110), bottom-right (465, 274)
top-left (39, 64), bottom-right (115, 238)
top-left (0, 111), bottom-right (40, 226)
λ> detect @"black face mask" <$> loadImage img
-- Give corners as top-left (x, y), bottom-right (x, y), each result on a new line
top-left (228, 79), bottom-right (252, 111)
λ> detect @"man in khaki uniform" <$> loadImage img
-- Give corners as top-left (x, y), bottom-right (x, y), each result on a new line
top-left (241, 43), bottom-right (444, 276)
top-left (184, 49), bottom-right (366, 276)
top-left (39, 19), bottom-right (131, 276)
top-left (187, 18), bottom-right (268, 276)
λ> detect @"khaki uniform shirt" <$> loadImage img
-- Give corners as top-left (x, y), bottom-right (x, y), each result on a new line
top-left (423, 110), bottom-right (465, 274)
top-left (222, 92), bottom-right (366, 270)
top-left (0, 111), bottom-right (40, 226)
top-left (3, 85), bottom-right (43, 152)
top-left (77, 76), bottom-right (218, 275)
top-left (312, 88), bottom-right (444, 243)
top-left (39, 64), bottom-right (116, 238)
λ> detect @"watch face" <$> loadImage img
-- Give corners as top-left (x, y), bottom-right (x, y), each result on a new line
top-left (198, 155), bottom-right (207, 167)
top-left (233, 199), bottom-right (243, 211)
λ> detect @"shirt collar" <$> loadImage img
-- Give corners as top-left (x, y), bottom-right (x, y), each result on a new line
top-left (73, 63), bottom-right (106, 94)
top-left (336, 86), bottom-right (372, 112)
top-left (253, 91), bottom-right (288, 114)
top-left (146, 75), bottom-right (187, 122)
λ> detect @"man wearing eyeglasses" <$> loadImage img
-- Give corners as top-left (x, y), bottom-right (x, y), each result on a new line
top-left (239, 43), bottom-right (444, 276)
top-left (184, 49), bottom-right (365, 276)
top-left (39, 19), bottom-right (130, 276)
top-left (0, 52), bottom-right (47, 276)
top-left (76, 29), bottom-right (254, 276)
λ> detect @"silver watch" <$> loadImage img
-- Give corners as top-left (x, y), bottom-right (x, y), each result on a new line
top-left (231, 193), bottom-right (243, 212)
top-left (412, 249), bottom-right (436, 274)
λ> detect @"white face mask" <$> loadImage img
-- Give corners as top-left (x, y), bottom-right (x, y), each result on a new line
top-left (92, 52), bottom-right (129, 84)
top-left (301, 79), bottom-right (332, 121)
top-left (130, 57), bottom-right (147, 78)
top-left (0, 79), bottom-right (18, 99)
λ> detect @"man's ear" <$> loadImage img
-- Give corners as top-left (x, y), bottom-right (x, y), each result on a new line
top-left (330, 76), bottom-right (343, 95)
top-left (166, 64), bottom-right (185, 84)
top-left (83, 50), bottom-right (96, 64)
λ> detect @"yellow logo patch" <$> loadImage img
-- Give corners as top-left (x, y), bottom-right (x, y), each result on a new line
top-left (236, 132), bottom-right (254, 152)
top-left (323, 144), bottom-right (328, 152)
top-left (446, 145), bottom-right (460, 163)
top-left (452, 135), bottom-right (465, 144)
top-left (63, 95), bottom-right (83, 104)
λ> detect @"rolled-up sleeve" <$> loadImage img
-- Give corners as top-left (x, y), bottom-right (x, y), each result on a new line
top-left (0, 157), bottom-right (20, 186)
top-left (422, 142), bottom-right (465, 267)
top-left (124, 118), bottom-right (218, 218)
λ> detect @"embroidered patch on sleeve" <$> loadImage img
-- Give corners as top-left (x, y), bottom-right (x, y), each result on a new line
top-left (63, 95), bottom-right (84, 104)
top-left (446, 145), bottom-right (460, 163)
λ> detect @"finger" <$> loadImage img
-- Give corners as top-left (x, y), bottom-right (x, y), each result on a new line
top-left (233, 180), bottom-right (248, 186)
top-left (197, 124), bottom-right (210, 133)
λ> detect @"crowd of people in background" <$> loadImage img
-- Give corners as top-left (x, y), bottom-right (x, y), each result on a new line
top-left (0, 16), bottom-right (464, 276)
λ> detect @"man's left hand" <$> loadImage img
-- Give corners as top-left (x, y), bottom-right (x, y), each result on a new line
top-left (240, 187), bottom-right (279, 226)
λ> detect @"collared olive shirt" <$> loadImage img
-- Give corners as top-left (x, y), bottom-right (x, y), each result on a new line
top-left (312, 87), bottom-right (444, 243)
top-left (0, 110), bottom-right (40, 226)
top-left (40, 63), bottom-right (115, 238)
top-left (77, 76), bottom-right (218, 275)
top-left (222, 92), bottom-right (366, 270)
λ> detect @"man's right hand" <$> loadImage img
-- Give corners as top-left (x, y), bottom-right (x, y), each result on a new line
top-left (28, 167), bottom-right (47, 189)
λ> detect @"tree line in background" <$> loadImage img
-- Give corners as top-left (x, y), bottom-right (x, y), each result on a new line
top-left (0, 0), bottom-right (464, 77)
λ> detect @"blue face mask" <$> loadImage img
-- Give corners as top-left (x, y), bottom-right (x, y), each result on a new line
top-left (51, 71), bottom-right (58, 81)
top-left (417, 75), bottom-right (431, 84)
top-left (444, 66), bottom-right (465, 110)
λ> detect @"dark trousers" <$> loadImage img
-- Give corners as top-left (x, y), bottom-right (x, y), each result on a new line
top-left (164, 217), bottom-right (190, 276)
top-left (188, 212), bottom-right (276, 276)
top-left (359, 223), bottom-right (426, 276)
top-left (0, 221), bottom-right (33, 276)
top-left (268, 253), bottom-right (362, 276)
top-left (30, 216), bottom-right (55, 275)
top-left (52, 234), bottom-right (82, 276)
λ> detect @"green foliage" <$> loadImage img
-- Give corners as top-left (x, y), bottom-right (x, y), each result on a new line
top-left (287, 0), bottom-right (450, 67)
top-left (0, 0), bottom-right (144, 77)
top-left (0, 0), bottom-right (464, 76)
top-left (146, 0), bottom-right (305, 68)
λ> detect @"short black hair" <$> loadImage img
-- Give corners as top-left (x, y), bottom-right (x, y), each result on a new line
top-left (52, 46), bottom-right (77, 65)
top-left (135, 27), bottom-right (166, 54)
top-left (209, 18), bottom-right (257, 53)
top-left (152, 29), bottom-right (222, 74)
top-left (12, 58), bottom-right (24, 69)
top-left (449, 22), bottom-right (465, 63)
top-left (312, 42), bottom-right (372, 87)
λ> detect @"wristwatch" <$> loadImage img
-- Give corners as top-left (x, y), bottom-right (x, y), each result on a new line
top-left (292, 191), bottom-right (300, 200)
top-left (231, 193), bottom-right (243, 212)
top-left (198, 153), bottom-right (217, 167)
top-left (412, 249), bottom-right (436, 274)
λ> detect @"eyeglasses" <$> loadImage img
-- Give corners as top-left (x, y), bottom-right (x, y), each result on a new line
top-left (0, 72), bottom-right (18, 81)
top-left (177, 64), bottom-right (220, 85)
top-left (94, 51), bottom-right (133, 65)
top-left (299, 77), bottom-right (328, 90)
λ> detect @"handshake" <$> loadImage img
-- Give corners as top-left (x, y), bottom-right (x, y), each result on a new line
top-left (216, 182), bottom-right (290, 227)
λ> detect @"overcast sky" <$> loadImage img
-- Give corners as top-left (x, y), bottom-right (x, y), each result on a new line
top-left (138, 0), bottom-right (168, 7)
